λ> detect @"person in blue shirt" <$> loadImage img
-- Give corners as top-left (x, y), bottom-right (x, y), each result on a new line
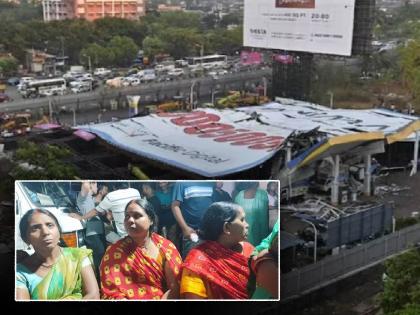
top-left (171, 182), bottom-right (214, 258)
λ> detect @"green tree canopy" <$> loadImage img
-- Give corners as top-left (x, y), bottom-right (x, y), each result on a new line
top-left (400, 35), bottom-right (420, 102)
top-left (0, 56), bottom-right (18, 76)
top-left (11, 141), bottom-right (78, 180)
top-left (108, 36), bottom-right (138, 67)
top-left (381, 249), bottom-right (420, 315)
top-left (142, 36), bottom-right (166, 60)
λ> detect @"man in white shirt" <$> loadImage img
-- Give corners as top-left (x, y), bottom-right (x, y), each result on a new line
top-left (96, 188), bottom-right (141, 239)
top-left (71, 187), bottom-right (141, 243)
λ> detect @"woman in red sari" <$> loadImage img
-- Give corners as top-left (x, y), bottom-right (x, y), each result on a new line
top-left (180, 202), bottom-right (254, 299)
top-left (100, 198), bottom-right (182, 300)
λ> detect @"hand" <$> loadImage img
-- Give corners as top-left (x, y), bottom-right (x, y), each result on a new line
top-left (182, 226), bottom-right (196, 239)
top-left (69, 213), bottom-right (83, 221)
top-left (106, 211), bottom-right (113, 222)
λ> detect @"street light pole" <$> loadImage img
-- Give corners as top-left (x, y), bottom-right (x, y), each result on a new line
top-left (190, 80), bottom-right (196, 109)
top-left (262, 77), bottom-right (267, 97)
top-left (71, 108), bottom-right (76, 126)
top-left (327, 91), bottom-right (334, 109)
top-left (302, 219), bottom-right (317, 263)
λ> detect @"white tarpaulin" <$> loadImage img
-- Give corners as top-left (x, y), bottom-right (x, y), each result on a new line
top-left (77, 99), bottom-right (419, 177)
top-left (244, 0), bottom-right (356, 56)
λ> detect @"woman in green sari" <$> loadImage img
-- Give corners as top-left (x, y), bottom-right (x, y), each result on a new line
top-left (248, 220), bottom-right (279, 299)
top-left (16, 209), bottom-right (100, 300)
top-left (234, 182), bottom-right (269, 246)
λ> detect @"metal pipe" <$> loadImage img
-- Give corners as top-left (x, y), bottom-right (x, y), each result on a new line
top-left (364, 154), bottom-right (372, 196)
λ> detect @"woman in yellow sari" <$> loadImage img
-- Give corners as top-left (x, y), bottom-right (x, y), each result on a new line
top-left (16, 209), bottom-right (100, 300)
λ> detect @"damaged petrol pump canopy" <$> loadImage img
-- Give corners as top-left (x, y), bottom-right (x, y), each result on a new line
top-left (76, 98), bottom-right (420, 183)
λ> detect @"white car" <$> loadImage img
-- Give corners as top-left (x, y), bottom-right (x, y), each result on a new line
top-left (39, 87), bottom-right (67, 97)
top-left (70, 78), bottom-right (92, 88)
top-left (122, 77), bottom-right (141, 86)
top-left (94, 68), bottom-right (112, 77)
top-left (71, 83), bottom-right (91, 93)
top-left (168, 68), bottom-right (184, 77)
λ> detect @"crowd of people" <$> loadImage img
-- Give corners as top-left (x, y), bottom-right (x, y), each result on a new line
top-left (16, 181), bottom-right (279, 300)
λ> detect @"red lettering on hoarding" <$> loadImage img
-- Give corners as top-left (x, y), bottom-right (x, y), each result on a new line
top-left (157, 111), bottom-right (284, 151)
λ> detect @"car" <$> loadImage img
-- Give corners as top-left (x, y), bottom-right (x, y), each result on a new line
top-left (122, 77), bottom-right (140, 87)
top-left (71, 83), bottom-right (91, 94)
top-left (175, 59), bottom-right (189, 67)
top-left (93, 68), bottom-right (112, 77)
top-left (168, 68), bottom-right (184, 77)
top-left (7, 77), bottom-right (20, 86)
top-left (0, 93), bottom-right (11, 103)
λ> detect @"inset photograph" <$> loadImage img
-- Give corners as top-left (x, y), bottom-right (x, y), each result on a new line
top-left (15, 180), bottom-right (279, 301)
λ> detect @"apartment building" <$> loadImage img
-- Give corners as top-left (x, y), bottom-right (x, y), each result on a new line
top-left (42, 0), bottom-right (146, 22)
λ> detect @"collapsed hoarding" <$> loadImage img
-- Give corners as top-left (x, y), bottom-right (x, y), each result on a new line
top-left (76, 99), bottom-right (420, 177)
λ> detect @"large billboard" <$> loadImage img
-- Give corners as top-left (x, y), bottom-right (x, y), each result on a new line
top-left (244, 0), bottom-right (356, 56)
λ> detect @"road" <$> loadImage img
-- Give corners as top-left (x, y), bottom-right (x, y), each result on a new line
top-left (1, 68), bottom-right (272, 114)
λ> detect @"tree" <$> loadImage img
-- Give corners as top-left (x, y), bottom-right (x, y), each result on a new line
top-left (400, 36), bottom-right (420, 102)
top-left (10, 141), bottom-right (78, 180)
top-left (159, 28), bottom-right (202, 59)
top-left (0, 56), bottom-right (18, 76)
top-left (381, 249), bottom-right (420, 315)
top-left (142, 36), bottom-right (166, 60)
top-left (80, 43), bottom-right (114, 68)
top-left (108, 36), bottom-right (138, 67)
top-left (93, 17), bottom-right (147, 47)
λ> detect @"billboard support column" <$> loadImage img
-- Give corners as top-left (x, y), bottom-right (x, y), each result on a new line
top-left (331, 155), bottom-right (340, 205)
top-left (411, 131), bottom-right (419, 176)
top-left (364, 154), bottom-right (371, 196)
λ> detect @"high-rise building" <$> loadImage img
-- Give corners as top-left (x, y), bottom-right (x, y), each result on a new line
top-left (42, 0), bottom-right (146, 22)
top-left (42, 0), bottom-right (74, 21)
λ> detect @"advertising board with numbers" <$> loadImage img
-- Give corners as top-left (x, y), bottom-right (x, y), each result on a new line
top-left (244, 0), bottom-right (356, 56)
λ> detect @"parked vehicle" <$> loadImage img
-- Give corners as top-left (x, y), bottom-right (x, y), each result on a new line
top-left (71, 82), bottom-right (92, 93)
top-left (38, 86), bottom-right (66, 97)
top-left (175, 59), bottom-right (189, 67)
top-left (168, 68), bottom-right (184, 77)
top-left (7, 77), bottom-right (20, 86)
top-left (94, 68), bottom-right (112, 77)
top-left (0, 93), bottom-right (11, 103)
top-left (15, 181), bottom-right (85, 254)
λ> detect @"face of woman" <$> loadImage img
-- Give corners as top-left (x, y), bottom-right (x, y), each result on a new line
top-left (226, 207), bottom-right (249, 243)
top-left (124, 203), bottom-right (153, 239)
top-left (27, 212), bottom-right (60, 251)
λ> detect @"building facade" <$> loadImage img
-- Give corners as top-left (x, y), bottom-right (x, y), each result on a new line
top-left (42, 0), bottom-right (74, 21)
top-left (42, 0), bottom-right (146, 22)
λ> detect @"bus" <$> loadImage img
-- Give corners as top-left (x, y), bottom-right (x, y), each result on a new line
top-left (20, 78), bottom-right (67, 98)
top-left (185, 54), bottom-right (228, 70)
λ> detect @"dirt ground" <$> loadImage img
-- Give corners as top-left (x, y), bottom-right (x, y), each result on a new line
top-left (375, 171), bottom-right (420, 218)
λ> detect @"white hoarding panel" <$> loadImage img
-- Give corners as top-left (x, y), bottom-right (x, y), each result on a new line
top-left (244, 0), bottom-right (356, 56)
top-left (77, 109), bottom-right (289, 177)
